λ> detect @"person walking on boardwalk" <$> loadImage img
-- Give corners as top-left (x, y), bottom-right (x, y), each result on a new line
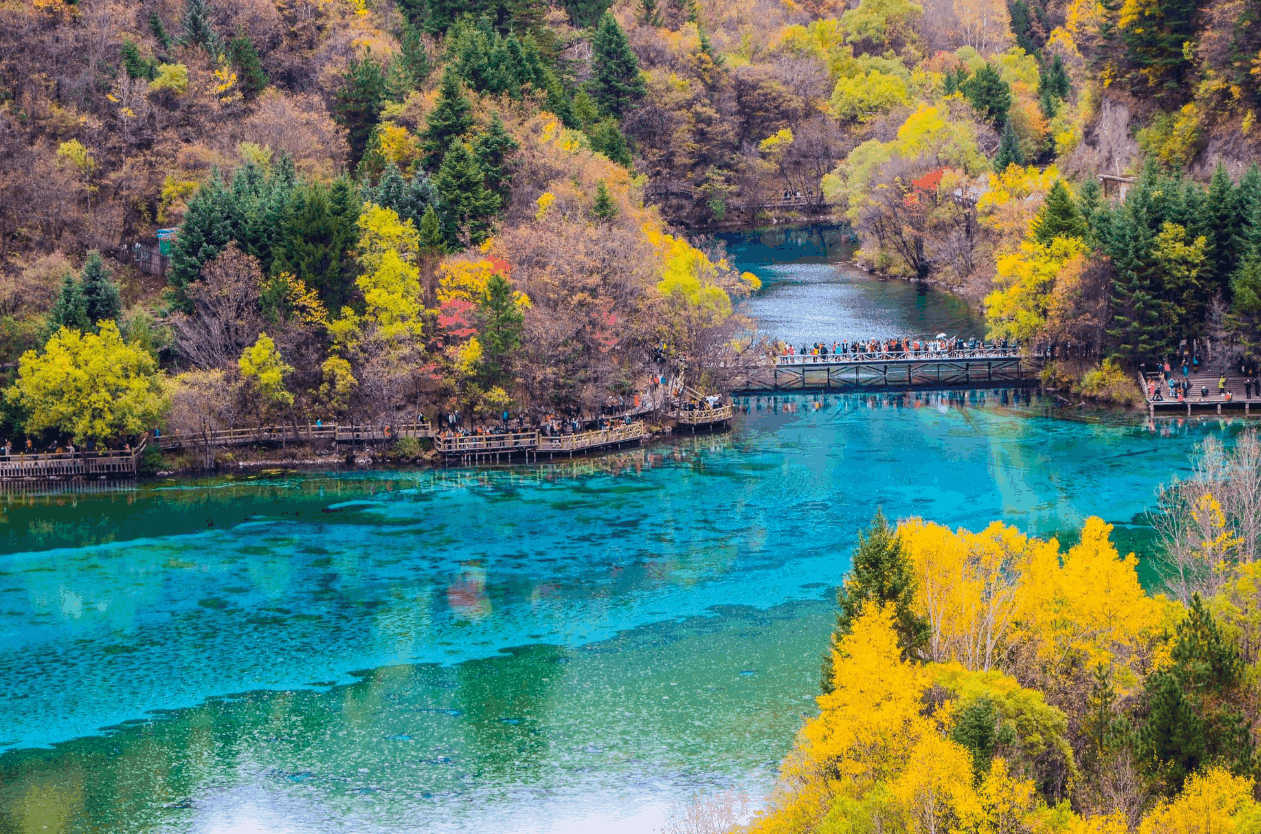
top-left (1219, 373), bottom-right (1228, 396)
top-left (1248, 378), bottom-right (1254, 400)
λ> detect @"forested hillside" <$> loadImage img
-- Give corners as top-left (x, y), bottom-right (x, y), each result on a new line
top-left (0, 0), bottom-right (1259, 444)
top-left (0, 0), bottom-right (760, 444)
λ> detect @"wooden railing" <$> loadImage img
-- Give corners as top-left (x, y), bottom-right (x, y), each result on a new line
top-left (156, 422), bottom-right (432, 450)
top-left (434, 430), bottom-right (540, 455)
top-left (671, 404), bottom-right (734, 425)
top-left (537, 422), bottom-right (647, 452)
top-left (0, 438), bottom-right (146, 480)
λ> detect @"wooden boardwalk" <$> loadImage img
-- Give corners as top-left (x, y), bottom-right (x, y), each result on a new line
top-left (435, 422), bottom-right (652, 464)
top-left (156, 418), bottom-right (663, 466)
top-left (733, 349), bottom-right (1041, 394)
top-left (1141, 370), bottom-right (1261, 416)
top-left (154, 422), bottom-right (433, 450)
top-left (0, 440), bottom-right (146, 481)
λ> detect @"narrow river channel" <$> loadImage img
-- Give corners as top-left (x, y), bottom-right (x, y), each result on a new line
top-left (0, 227), bottom-right (1241, 833)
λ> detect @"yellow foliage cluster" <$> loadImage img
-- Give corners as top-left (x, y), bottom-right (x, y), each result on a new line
top-left (343, 203), bottom-right (425, 343)
top-left (437, 256), bottom-right (530, 310)
top-left (644, 223), bottom-right (735, 327)
top-left (901, 516), bottom-right (1168, 682)
top-left (985, 236), bottom-right (1086, 344)
top-left (55, 140), bottom-right (95, 176)
top-left (748, 518), bottom-right (1209, 834)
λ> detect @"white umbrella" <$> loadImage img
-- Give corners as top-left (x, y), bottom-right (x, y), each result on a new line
top-left (935, 333), bottom-right (948, 340)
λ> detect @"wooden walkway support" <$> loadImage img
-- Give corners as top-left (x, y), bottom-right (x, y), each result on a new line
top-left (734, 355), bottom-right (1040, 394)
top-left (0, 440), bottom-right (146, 481)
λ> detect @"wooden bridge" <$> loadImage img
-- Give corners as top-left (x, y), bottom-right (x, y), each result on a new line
top-left (732, 348), bottom-right (1042, 394)
top-left (0, 440), bottom-right (146, 482)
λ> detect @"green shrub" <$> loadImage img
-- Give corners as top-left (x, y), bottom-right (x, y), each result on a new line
top-left (149, 63), bottom-right (190, 96)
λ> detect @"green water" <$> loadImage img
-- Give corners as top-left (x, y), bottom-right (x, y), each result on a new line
top-left (0, 238), bottom-right (1242, 833)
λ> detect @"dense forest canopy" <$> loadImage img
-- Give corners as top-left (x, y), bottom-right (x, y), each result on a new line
top-left (0, 0), bottom-right (1258, 445)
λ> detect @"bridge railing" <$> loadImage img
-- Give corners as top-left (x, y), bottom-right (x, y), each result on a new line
top-left (773, 347), bottom-right (1025, 365)
top-left (537, 422), bottom-right (647, 453)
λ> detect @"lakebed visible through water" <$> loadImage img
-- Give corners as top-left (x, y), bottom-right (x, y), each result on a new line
top-left (0, 227), bottom-right (1242, 833)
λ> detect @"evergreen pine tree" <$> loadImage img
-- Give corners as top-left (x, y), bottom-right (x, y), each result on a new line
top-left (587, 119), bottom-right (632, 167)
top-left (334, 53), bottom-right (387, 170)
top-left (434, 141), bottom-right (500, 249)
top-left (639, 0), bottom-right (662, 26)
top-left (418, 204), bottom-right (446, 254)
top-left (593, 180), bottom-right (616, 221)
top-left (150, 13), bottom-right (173, 51)
top-left (121, 40), bottom-right (157, 81)
top-left (422, 0), bottom-right (467, 35)
top-left (1045, 54), bottom-right (1071, 98)
top-left (473, 115), bottom-right (519, 201)
top-left (275, 179), bottom-right (359, 312)
top-left (478, 272), bottom-right (524, 388)
top-left (994, 120), bottom-right (1024, 171)
top-left (561, 0), bottom-right (612, 28)
top-left (1122, 0), bottom-right (1198, 93)
top-left (1140, 595), bottom-right (1252, 793)
top-left (422, 67), bottom-right (474, 170)
top-left (371, 164), bottom-right (436, 229)
top-left (502, 35), bottom-right (534, 96)
top-left (46, 271), bottom-right (88, 337)
top-left (79, 252), bottom-right (122, 328)
top-left (1032, 181), bottom-right (1088, 244)
top-left (450, 18), bottom-right (506, 94)
top-left (1104, 187), bottom-right (1169, 363)
top-left (228, 30), bottom-right (269, 99)
top-left (1233, 164), bottom-right (1261, 256)
top-left (820, 510), bottom-right (929, 693)
top-left (1008, 0), bottom-right (1036, 54)
top-left (397, 23), bottom-right (431, 93)
top-left (1077, 177), bottom-right (1102, 233)
top-left (961, 63), bottom-right (1011, 126)
top-left (589, 12), bottom-right (645, 118)
top-left (169, 173), bottom-right (237, 301)
top-left (1203, 162), bottom-right (1241, 300)
top-left (181, 0), bottom-right (221, 56)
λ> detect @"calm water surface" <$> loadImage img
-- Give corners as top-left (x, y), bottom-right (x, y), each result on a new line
top-left (0, 232), bottom-right (1235, 834)
top-left (721, 225), bottom-right (983, 344)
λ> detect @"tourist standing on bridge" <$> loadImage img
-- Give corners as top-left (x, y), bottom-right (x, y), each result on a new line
top-left (1219, 373), bottom-right (1228, 396)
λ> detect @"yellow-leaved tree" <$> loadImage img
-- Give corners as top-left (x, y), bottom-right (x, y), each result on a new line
top-left (1138, 767), bottom-right (1261, 834)
top-left (238, 333), bottom-right (293, 423)
top-left (7, 322), bottom-right (167, 445)
top-left (1016, 517), bottom-right (1171, 691)
top-left (334, 203), bottom-right (426, 346)
top-left (746, 603), bottom-right (935, 834)
top-left (902, 519), bottom-right (1053, 671)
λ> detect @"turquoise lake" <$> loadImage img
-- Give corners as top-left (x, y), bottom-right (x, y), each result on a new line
top-left (0, 228), bottom-right (1241, 833)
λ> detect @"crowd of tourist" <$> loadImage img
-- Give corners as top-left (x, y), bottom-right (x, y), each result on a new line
top-left (774, 335), bottom-right (1016, 361)
top-left (1146, 354), bottom-right (1261, 403)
